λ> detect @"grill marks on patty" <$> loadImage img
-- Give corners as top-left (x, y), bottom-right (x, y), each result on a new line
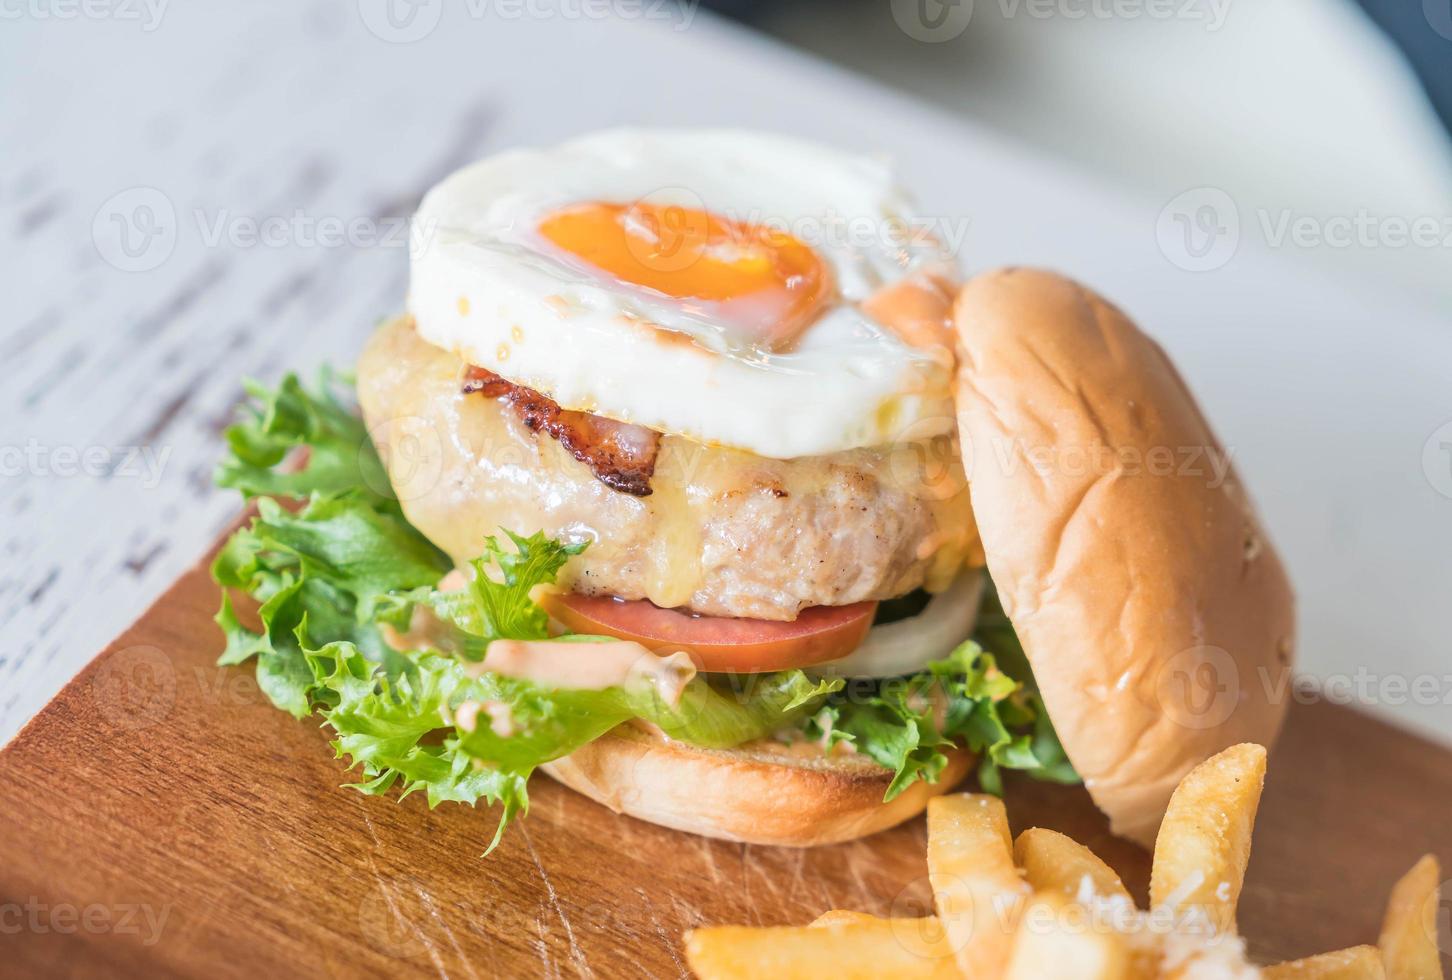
top-left (463, 366), bottom-right (661, 496)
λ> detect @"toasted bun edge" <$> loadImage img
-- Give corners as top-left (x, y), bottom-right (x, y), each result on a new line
top-left (541, 727), bottom-right (974, 846)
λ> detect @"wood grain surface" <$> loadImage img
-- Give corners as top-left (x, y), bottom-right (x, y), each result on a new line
top-left (1, 540), bottom-right (1448, 978)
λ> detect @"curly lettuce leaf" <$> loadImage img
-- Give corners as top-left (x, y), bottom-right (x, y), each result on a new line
top-left (212, 376), bottom-right (842, 846)
top-left (295, 631), bottom-right (838, 852)
top-left (244, 494), bottom-right (449, 621)
top-left (287, 525), bottom-right (839, 849)
top-left (412, 536), bottom-right (843, 766)
top-left (211, 374), bottom-right (527, 841)
top-left (215, 369), bottom-right (395, 511)
top-left (454, 666), bottom-right (841, 769)
top-left (211, 487), bottom-right (450, 716)
top-left (305, 640), bottom-right (528, 850)
top-left (472, 532), bottom-right (585, 640)
top-left (804, 634), bottom-right (1077, 802)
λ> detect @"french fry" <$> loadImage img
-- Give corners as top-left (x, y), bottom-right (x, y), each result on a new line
top-left (811, 909), bottom-right (883, 927)
top-left (1378, 855), bottom-right (1444, 980)
top-left (926, 793), bottom-right (1030, 978)
top-left (685, 920), bottom-right (961, 980)
top-left (1014, 827), bottom-right (1132, 903)
top-left (683, 740), bottom-right (1425, 980)
top-left (810, 910), bottom-right (937, 930)
top-left (1262, 945), bottom-right (1387, 980)
top-left (1003, 892), bottom-right (1132, 980)
top-left (1149, 743), bottom-right (1267, 935)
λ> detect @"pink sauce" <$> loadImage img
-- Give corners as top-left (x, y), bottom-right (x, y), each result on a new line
top-left (475, 639), bottom-right (697, 706)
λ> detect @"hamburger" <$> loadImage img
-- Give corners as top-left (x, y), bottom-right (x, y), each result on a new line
top-left (212, 129), bottom-right (1293, 849)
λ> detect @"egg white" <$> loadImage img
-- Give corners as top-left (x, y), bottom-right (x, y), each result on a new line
top-left (408, 128), bottom-right (958, 459)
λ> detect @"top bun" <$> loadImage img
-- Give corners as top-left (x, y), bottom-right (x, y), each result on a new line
top-left (952, 268), bottom-right (1295, 844)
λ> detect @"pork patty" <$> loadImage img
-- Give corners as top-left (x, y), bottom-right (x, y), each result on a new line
top-left (358, 316), bottom-right (980, 620)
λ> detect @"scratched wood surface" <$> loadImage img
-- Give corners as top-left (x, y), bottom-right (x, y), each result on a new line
top-left (1, 540), bottom-right (1449, 978)
top-left (5, 3), bottom-right (1452, 756)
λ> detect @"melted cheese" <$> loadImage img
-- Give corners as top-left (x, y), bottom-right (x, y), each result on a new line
top-left (359, 316), bottom-right (981, 620)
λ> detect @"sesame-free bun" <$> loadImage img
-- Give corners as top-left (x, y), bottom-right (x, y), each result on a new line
top-left (952, 268), bottom-right (1295, 845)
top-left (541, 726), bottom-right (974, 846)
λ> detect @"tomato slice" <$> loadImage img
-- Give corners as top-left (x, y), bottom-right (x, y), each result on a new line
top-left (537, 592), bottom-right (878, 673)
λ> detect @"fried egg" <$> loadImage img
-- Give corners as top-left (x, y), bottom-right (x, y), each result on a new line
top-left (408, 128), bottom-right (958, 458)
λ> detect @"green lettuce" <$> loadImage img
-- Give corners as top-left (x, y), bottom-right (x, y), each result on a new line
top-left (805, 584), bottom-right (1077, 801)
top-left (215, 370), bottom-right (395, 512)
top-left (211, 370), bottom-right (1076, 849)
top-left (805, 638), bottom-right (1075, 803)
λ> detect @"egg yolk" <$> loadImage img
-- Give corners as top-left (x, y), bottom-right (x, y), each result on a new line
top-left (537, 201), bottom-right (833, 350)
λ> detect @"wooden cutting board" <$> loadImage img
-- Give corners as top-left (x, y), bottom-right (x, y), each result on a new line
top-left (2, 541), bottom-right (1448, 979)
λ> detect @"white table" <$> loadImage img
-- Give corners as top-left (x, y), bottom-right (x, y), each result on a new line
top-left (4, 2), bottom-right (1450, 747)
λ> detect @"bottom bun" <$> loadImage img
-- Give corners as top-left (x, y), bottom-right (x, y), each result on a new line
top-left (540, 725), bottom-right (974, 846)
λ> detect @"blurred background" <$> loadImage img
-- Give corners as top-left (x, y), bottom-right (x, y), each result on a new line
top-left (710, 0), bottom-right (1452, 305)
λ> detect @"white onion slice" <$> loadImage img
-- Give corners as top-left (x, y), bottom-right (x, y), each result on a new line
top-left (809, 571), bottom-right (986, 679)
